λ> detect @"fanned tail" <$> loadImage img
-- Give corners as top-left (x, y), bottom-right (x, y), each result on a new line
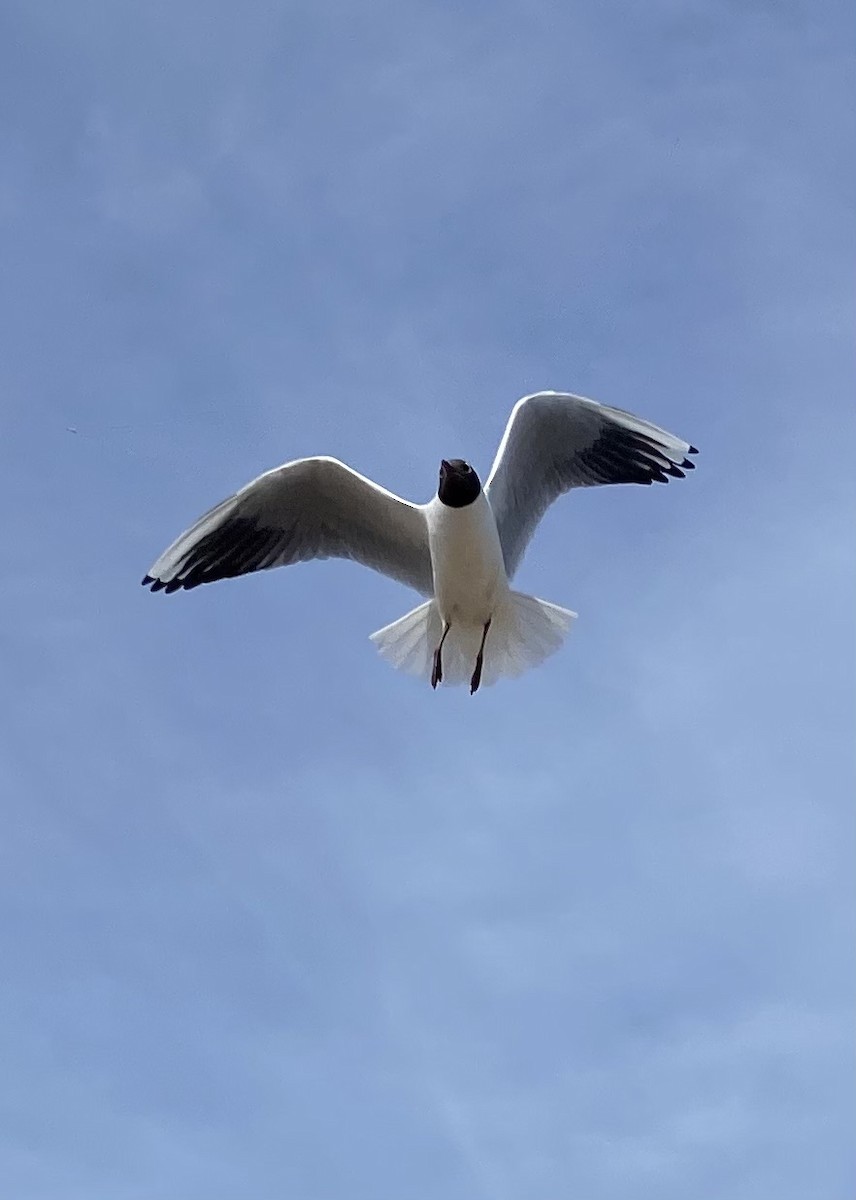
top-left (368, 600), bottom-right (442, 680)
top-left (370, 591), bottom-right (576, 689)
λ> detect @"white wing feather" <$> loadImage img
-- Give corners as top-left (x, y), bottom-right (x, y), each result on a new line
top-left (485, 392), bottom-right (697, 578)
top-left (143, 456), bottom-right (432, 596)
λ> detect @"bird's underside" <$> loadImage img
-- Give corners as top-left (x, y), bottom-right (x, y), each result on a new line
top-left (142, 392), bottom-right (698, 690)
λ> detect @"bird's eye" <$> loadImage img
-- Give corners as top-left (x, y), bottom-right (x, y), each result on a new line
top-left (461, 462), bottom-right (471, 473)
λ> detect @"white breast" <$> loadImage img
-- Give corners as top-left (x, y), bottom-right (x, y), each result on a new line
top-left (426, 492), bottom-right (509, 626)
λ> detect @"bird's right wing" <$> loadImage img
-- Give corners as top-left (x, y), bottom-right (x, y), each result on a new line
top-left (485, 392), bottom-right (697, 578)
top-left (142, 456), bottom-right (433, 596)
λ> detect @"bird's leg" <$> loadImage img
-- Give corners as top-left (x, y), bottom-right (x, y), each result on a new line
top-left (469, 618), bottom-right (492, 695)
top-left (431, 621), bottom-right (451, 690)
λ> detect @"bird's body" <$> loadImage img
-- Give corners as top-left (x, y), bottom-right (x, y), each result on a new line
top-left (142, 391), bottom-right (698, 692)
top-left (428, 490), bottom-right (507, 632)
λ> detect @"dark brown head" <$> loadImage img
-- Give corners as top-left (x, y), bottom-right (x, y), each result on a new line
top-left (438, 458), bottom-right (481, 508)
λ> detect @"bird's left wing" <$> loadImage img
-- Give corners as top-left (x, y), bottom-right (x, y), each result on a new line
top-left (485, 392), bottom-right (697, 578)
top-left (142, 456), bottom-right (433, 596)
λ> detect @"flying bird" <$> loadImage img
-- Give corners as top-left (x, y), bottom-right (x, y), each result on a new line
top-left (142, 391), bottom-right (697, 693)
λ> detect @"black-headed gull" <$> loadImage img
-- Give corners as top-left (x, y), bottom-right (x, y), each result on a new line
top-left (142, 391), bottom-right (697, 692)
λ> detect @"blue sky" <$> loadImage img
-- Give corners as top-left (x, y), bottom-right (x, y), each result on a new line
top-left (1, 0), bottom-right (853, 1196)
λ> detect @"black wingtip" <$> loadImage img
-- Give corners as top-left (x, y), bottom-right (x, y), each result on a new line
top-left (688, 445), bottom-right (699, 455)
top-left (142, 575), bottom-right (170, 593)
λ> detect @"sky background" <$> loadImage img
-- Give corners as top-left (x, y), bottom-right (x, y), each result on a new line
top-left (1, 1), bottom-right (854, 1197)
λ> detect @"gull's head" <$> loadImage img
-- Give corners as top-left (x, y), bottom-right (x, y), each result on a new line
top-left (438, 458), bottom-right (481, 508)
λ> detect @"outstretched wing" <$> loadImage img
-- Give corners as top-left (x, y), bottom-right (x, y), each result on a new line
top-left (485, 392), bottom-right (697, 578)
top-left (142, 456), bottom-right (433, 596)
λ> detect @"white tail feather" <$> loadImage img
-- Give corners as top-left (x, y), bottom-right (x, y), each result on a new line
top-left (370, 591), bottom-right (576, 688)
